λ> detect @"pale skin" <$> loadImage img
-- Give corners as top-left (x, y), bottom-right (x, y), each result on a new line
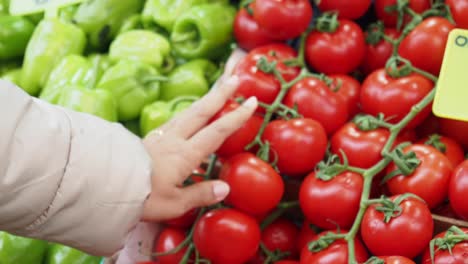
top-left (113, 50), bottom-right (257, 263)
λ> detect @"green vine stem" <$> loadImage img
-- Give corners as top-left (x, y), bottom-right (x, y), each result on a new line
top-left (260, 201), bottom-right (300, 230)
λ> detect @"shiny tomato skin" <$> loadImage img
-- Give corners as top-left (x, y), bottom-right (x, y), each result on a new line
top-left (374, 0), bottom-right (431, 27)
top-left (439, 118), bottom-right (468, 150)
top-left (262, 218), bottom-right (300, 258)
top-left (377, 256), bottom-right (416, 264)
top-left (234, 8), bottom-right (277, 51)
top-left (362, 28), bottom-right (400, 74)
top-left (154, 228), bottom-right (189, 264)
top-left (421, 228), bottom-right (468, 263)
top-left (193, 208), bottom-right (261, 264)
top-left (447, 0), bottom-right (468, 29)
top-left (329, 74), bottom-right (361, 117)
top-left (296, 221), bottom-right (317, 253)
top-left (418, 134), bottom-right (465, 168)
top-left (449, 160), bottom-right (468, 220)
top-left (316, 0), bottom-right (372, 19)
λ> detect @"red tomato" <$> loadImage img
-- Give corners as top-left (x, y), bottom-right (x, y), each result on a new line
top-left (316, 0), bottom-right (372, 20)
top-left (299, 171), bottom-right (363, 230)
top-left (275, 261), bottom-right (299, 264)
top-left (262, 118), bottom-right (328, 176)
top-left (219, 153), bottom-right (284, 216)
top-left (386, 144), bottom-right (453, 209)
top-left (449, 160), bottom-right (468, 220)
top-left (360, 69), bottom-right (433, 129)
top-left (398, 17), bottom-right (455, 76)
top-left (446, 0), bottom-right (468, 29)
top-left (233, 8), bottom-right (277, 51)
top-left (234, 44), bottom-right (300, 106)
top-left (154, 228), bottom-right (189, 264)
top-left (362, 28), bottom-right (400, 74)
top-left (376, 256), bottom-right (416, 264)
top-left (284, 77), bottom-right (349, 134)
top-left (194, 208), bottom-right (261, 264)
top-left (300, 230), bottom-right (369, 263)
top-left (305, 19), bottom-right (365, 74)
top-left (331, 122), bottom-right (390, 169)
top-left (211, 101), bottom-right (263, 158)
top-left (296, 221), bottom-right (317, 253)
top-left (374, 0), bottom-right (431, 27)
top-left (421, 228), bottom-right (468, 263)
top-left (418, 134), bottom-right (465, 168)
top-left (329, 74), bottom-right (361, 117)
top-left (252, 0), bottom-right (313, 40)
top-left (262, 219), bottom-right (300, 257)
top-left (439, 118), bottom-right (468, 149)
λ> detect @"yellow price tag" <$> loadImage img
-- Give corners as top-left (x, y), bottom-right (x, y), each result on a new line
top-left (433, 28), bottom-right (468, 122)
top-left (9, 0), bottom-right (85, 16)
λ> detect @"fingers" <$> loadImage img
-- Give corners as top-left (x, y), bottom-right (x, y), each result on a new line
top-left (180, 180), bottom-right (230, 211)
top-left (189, 96), bottom-right (258, 157)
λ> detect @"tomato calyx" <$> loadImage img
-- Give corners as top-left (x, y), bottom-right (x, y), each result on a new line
top-left (429, 225), bottom-right (468, 264)
top-left (424, 134), bottom-right (447, 153)
top-left (314, 12), bottom-right (340, 33)
top-left (367, 193), bottom-right (423, 223)
top-left (353, 113), bottom-right (393, 131)
top-left (365, 21), bottom-right (386, 45)
top-left (381, 143), bottom-right (421, 184)
top-left (308, 231), bottom-right (346, 252)
top-left (315, 152), bottom-right (366, 181)
top-left (420, 1), bottom-right (455, 24)
top-left (259, 242), bottom-right (291, 263)
top-left (364, 256), bottom-right (386, 264)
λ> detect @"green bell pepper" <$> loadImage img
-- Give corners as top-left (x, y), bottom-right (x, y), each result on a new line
top-left (160, 59), bottom-right (219, 101)
top-left (0, 15), bottom-right (35, 60)
top-left (109, 30), bottom-right (172, 71)
top-left (73, 0), bottom-right (144, 50)
top-left (88, 54), bottom-right (113, 85)
top-left (0, 232), bottom-right (48, 264)
top-left (0, 0), bottom-right (8, 15)
top-left (97, 60), bottom-right (163, 121)
top-left (141, 0), bottom-right (228, 33)
top-left (40, 55), bottom-right (95, 104)
top-left (0, 59), bottom-right (20, 76)
top-left (171, 3), bottom-right (235, 60)
top-left (58, 86), bottom-right (118, 122)
top-left (140, 97), bottom-right (196, 136)
top-left (1, 67), bottom-right (21, 85)
top-left (44, 244), bottom-right (101, 264)
top-left (20, 19), bottom-right (86, 96)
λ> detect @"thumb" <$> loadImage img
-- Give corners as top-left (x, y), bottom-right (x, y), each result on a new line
top-left (181, 180), bottom-right (230, 210)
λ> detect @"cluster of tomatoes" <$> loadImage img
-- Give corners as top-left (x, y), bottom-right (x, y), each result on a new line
top-left (145, 0), bottom-right (468, 264)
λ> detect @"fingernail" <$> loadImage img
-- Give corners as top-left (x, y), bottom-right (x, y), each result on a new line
top-left (242, 96), bottom-right (258, 109)
top-left (213, 181), bottom-right (230, 200)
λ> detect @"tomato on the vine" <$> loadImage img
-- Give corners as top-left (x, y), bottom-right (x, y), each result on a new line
top-left (362, 28), bottom-right (400, 74)
top-left (252, 0), bottom-right (313, 41)
top-left (329, 74), bottom-right (361, 117)
top-left (360, 69), bottom-right (433, 129)
top-left (262, 118), bottom-right (328, 177)
top-left (439, 118), bottom-right (468, 150)
top-left (316, 0), bottom-right (372, 20)
top-left (421, 228), bottom-right (468, 263)
top-left (283, 77), bottom-right (349, 134)
top-left (219, 153), bottom-right (284, 216)
top-left (262, 218), bottom-right (300, 258)
top-left (418, 134), bottom-right (465, 168)
top-left (194, 208), bottom-right (261, 264)
top-left (299, 230), bottom-right (369, 263)
top-left (446, 0), bottom-right (468, 29)
top-left (233, 8), bottom-right (278, 51)
top-left (374, 0), bottom-right (431, 27)
top-left (234, 44), bottom-right (300, 106)
top-left (211, 101), bottom-right (263, 158)
top-left (296, 221), bottom-right (317, 253)
top-left (299, 171), bottom-right (363, 230)
top-left (154, 227), bottom-right (190, 264)
top-left (449, 160), bottom-right (468, 220)
top-left (385, 144), bottom-right (453, 209)
top-left (398, 17), bottom-right (455, 76)
top-left (374, 256), bottom-right (416, 264)
top-left (305, 19), bottom-right (366, 74)
top-left (360, 195), bottom-right (434, 258)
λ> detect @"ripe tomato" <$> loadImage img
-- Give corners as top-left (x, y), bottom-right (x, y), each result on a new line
top-left (420, 228), bottom-right (468, 263)
top-left (300, 230), bottom-right (369, 263)
top-left (398, 17), bottom-right (455, 76)
top-left (362, 28), bottom-right (400, 74)
top-left (154, 228), bottom-right (189, 264)
top-left (360, 69), bottom-right (433, 129)
top-left (262, 118), bottom-right (328, 176)
top-left (233, 8), bottom-right (277, 51)
top-left (211, 101), bottom-right (263, 158)
top-left (446, 0), bottom-right (468, 29)
top-left (375, 256), bottom-right (416, 264)
top-left (361, 195), bottom-right (434, 258)
top-left (449, 160), bottom-right (468, 220)
top-left (296, 221), bottom-right (317, 253)
top-left (262, 218), bottom-right (300, 257)
top-left (194, 208), bottom-right (261, 264)
top-left (331, 122), bottom-right (390, 169)
top-left (275, 261), bottom-right (299, 264)
top-left (374, 0), bottom-right (431, 27)
top-left (316, 0), bottom-right (372, 20)
top-left (234, 44), bottom-right (300, 106)
top-left (418, 134), bottom-right (465, 168)
top-left (439, 118), bottom-right (468, 149)
top-left (252, 0), bottom-right (313, 41)
top-left (306, 19), bottom-right (365, 74)
top-left (299, 171), bottom-right (363, 230)
top-left (284, 77), bottom-right (349, 134)
top-left (386, 144), bottom-right (453, 209)
top-left (219, 153), bottom-right (284, 216)
top-left (329, 74), bottom-right (361, 117)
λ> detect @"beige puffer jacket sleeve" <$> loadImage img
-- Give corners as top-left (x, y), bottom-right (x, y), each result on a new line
top-left (0, 80), bottom-right (153, 257)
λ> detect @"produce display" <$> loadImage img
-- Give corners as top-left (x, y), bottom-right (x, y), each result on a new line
top-left (3, 0), bottom-right (468, 264)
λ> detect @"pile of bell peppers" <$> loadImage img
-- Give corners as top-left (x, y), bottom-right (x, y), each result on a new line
top-left (0, 0), bottom-right (237, 262)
